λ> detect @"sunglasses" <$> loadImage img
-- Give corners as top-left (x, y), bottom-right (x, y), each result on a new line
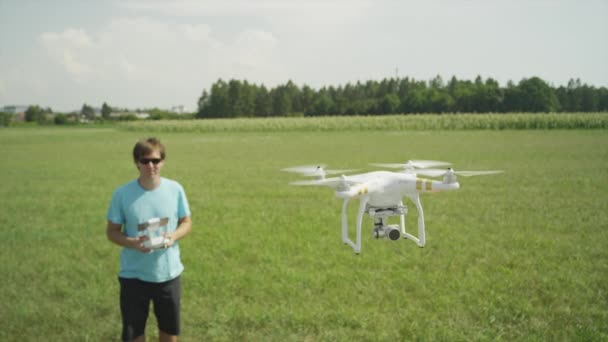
top-left (138, 158), bottom-right (163, 165)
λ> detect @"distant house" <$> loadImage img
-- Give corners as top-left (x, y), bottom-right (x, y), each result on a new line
top-left (15, 112), bottom-right (26, 122)
top-left (2, 105), bottom-right (28, 122)
top-left (110, 111), bottom-right (150, 120)
top-left (170, 105), bottom-right (185, 114)
top-left (2, 105), bottom-right (28, 114)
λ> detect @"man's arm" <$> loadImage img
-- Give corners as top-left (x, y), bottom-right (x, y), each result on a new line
top-left (106, 221), bottom-right (151, 253)
top-left (165, 216), bottom-right (192, 247)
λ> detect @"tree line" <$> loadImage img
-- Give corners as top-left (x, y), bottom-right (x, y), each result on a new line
top-left (0, 102), bottom-right (193, 126)
top-left (2, 75), bottom-right (606, 127)
top-left (196, 76), bottom-right (608, 118)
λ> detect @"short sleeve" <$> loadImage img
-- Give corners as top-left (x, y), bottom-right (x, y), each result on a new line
top-left (106, 189), bottom-right (125, 224)
top-left (177, 184), bottom-right (191, 219)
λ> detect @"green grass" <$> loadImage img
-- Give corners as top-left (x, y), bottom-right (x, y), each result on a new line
top-left (119, 113), bottom-right (608, 132)
top-left (0, 125), bottom-right (607, 341)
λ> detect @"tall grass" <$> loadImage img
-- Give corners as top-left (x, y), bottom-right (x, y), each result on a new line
top-left (119, 113), bottom-right (608, 133)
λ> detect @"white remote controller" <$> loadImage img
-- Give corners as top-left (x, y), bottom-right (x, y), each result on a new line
top-left (144, 236), bottom-right (171, 249)
top-left (138, 217), bottom-right (171, 249)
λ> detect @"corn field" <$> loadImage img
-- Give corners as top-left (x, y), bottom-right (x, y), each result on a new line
top-left (119, 113), bottom-right (608, 133)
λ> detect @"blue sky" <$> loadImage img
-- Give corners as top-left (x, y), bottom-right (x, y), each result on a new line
top-left (1, 0), bottom-right (606, 112)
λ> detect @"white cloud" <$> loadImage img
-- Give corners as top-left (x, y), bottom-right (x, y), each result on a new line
top-left (41, 28), bottom-right (97, 83)
top-left (177, 24), bottom-right (212, 43)
top-left (233, 30), bottom-right (278, 69)
top-left (36, 16), bottom-right (283, 109)
top-left (61, 51), bottom-right (95, 82)
top-left (41, 28), bottom-right (93, 47)
top-left (117, 0), bottom-right (373, 17)
top-left (40, 16), bottom-right (280, 81)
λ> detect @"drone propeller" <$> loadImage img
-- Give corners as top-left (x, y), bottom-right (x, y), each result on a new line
top-left (289, 177), bottom-right (339, 186)
top-left (370, 160), bottom-right (451, 171)
top-left (416, 167), bottom-right (504, 178)
top-left (290, 175), bottom-right (354, 192)
top-left (281, 165), bottom-right (356, 178)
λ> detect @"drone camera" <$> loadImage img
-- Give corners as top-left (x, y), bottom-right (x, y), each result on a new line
top-left (373, 224), bottom-right (401, 241)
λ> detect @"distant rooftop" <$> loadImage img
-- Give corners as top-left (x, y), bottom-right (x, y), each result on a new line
top-left (2, 105), bottom-right (29, 114)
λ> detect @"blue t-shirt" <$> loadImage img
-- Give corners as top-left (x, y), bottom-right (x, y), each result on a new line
top-left (107, 177), bottom-right (191, 282)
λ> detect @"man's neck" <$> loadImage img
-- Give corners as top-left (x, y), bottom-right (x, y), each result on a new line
top-left (138, 176), bottom-right (161, 190)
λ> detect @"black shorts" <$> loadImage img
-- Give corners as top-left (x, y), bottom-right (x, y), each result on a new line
top-left (119, 276), bottom-right (181, 341)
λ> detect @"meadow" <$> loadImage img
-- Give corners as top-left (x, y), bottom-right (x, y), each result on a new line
top-left (1, 115), bottom-right (607, 341)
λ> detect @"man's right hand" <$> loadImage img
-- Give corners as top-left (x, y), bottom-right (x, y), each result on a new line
top-left (130, 235), bottom-right (152, 253)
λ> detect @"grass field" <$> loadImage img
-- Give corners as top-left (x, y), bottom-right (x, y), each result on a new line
top-left (1, 121), bottom-right (607, 341)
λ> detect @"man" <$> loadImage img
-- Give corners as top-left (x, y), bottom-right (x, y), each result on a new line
top-left (106, 137), bottom-right (192, 342)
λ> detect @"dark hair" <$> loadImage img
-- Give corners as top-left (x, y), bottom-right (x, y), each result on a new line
top-left (133, 137), bottom-right (166, 161)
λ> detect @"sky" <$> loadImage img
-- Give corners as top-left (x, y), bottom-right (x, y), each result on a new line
top-left (0, 0), bottom-right (606, 112)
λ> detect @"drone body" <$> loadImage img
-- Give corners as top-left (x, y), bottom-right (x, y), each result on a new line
top-left (283, 161), bottom-right (502, 254)
top-left (330, 171), bottom-right (459, 204)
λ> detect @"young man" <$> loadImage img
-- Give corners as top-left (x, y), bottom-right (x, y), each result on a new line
top-left (106, 138), bottom-right (192, 342)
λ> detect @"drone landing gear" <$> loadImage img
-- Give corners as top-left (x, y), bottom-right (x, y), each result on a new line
top-left (404, 194), bottom-right (426, 248)
top-left (341, 197), bottom-right (366, 254)
top-left (341, 195), bottom-right (426, 254)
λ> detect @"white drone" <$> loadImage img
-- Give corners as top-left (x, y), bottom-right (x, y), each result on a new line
top-left (282, 160), bottom-right (503, 254)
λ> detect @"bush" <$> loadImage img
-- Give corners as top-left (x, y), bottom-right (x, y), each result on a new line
top-left (0, 112), bottom-right (12, 127)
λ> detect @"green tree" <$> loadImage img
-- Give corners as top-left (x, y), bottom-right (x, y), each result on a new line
top-left (299, 85), bottom-right (316, 115)
top-left (225, 79), bottom-right (257, 117)
top-left (271, 86), bottom-right (292, 116)
top-left (452, 80), bottom-right (476, 112)
top-left (429, 75), bottom-right (445, 89)
top-left (309, 92), bottom-right (334, 116)
top-left (363, 80), bottom-right (380, 99)
top-left (517, 77), bottom-right (560, 112)
top-left (284, 80), bottom-right (302, 114)
top-left (0, 111), bottom-right (11, 126)
top-left (81, 104), bottom-right (96, 120)
top-left (426, 88), bottom-right (454, 113)
top-left (25, 105), bottom-right (45, 122)
top-left (474, 77), bottom-right (502, 112)
top-left (598, 87), bottom-right (608, 111)
top-left (254, 86), bottom-right (272, 117)
top-left (101, 102), bottom-right (112, 119)
top-left (54, 113), bottom-right (68, 125)
top-left (199, 79), bottom-right (230, 118)
top-left (240, 81), bottom-right (256, 117)
top-left (579, 85), bottom-right (599, 112)
top-left (379, 94), bottom-right (400, 114)
top-left (196, 90), bottom-right (210, 118)
top-left (400, 80), bottom-right (427, 113)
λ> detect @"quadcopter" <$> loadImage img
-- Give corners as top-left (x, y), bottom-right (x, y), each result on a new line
top-left (282, 160), bottom-right (503, 254)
